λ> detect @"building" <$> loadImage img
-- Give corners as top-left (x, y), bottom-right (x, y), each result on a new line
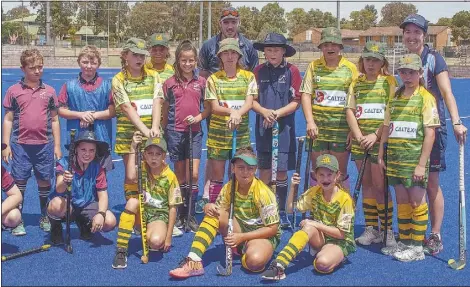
top-left (2, 14), bottom-right (42, 45)
top-left (72, 26), bottom-right (109, 47)
top-left (292, 27), bottom-right (361, 46)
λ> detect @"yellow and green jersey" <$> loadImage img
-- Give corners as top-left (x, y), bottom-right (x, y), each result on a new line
top-left (296, 185), bottom-right (355, 255)
top-left (300, 56), bottom-right (358, 143)
top-left (205, 69), bottom-right (258, 149)
top-left (112, 67), bottom-right (164, 154)
top-left (144, 61), bottom-right (175, 82)
top-left (216, 177), bottom-right (281, 239)
top-left (345, 74), bottom-right (397, 157)
top-left (383, 86), bottom-right (440, 179)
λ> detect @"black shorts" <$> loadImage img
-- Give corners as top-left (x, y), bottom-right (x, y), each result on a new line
top-left (429, 127), bottom-right (447, 172)
top-left (257, 151), bottom-right (296, 172)
top-left (165, 129), bottom-right (203, 162)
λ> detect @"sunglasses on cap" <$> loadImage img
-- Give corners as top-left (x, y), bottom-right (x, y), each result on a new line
top-left (221, 9), bottom-right (239, 18)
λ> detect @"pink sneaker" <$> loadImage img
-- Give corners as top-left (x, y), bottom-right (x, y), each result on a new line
top-left (169, 257), bottom-right (205, 279)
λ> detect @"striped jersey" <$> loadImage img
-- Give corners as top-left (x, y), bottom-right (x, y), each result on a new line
top-left (112, 67), bottom-right (164, 154)
top-left (345, 74), bottom-right (397, 157)
top-left (205, 69), bottom-right (258, 149)
top-left (300, 57), bottom-right (358, 143)
top-left (144, 62), bottom-right (175, 82)
top-left (296, 185), bottom-right (356, 254)
top-left (142, 164), bottom-right (182, 216)
top-left (383, 86), bottom-right (440, 179)
top-left (216, 177), bottom-right (281, 238)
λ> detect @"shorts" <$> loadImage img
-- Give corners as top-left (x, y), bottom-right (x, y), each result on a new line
top-left (351, 151), bottom-right (378, 164)
top-left (48, 200), bottom-right (101, 223)
top-left (165, 129), bottom-right (203, 162)
top-left (99, 152), bottom-right (115, 172)
top-left (429, 127), bottom-right (447, 172)
top-left (257, 152), bottom-right (296, 172)
top-left (324, 238), bottom-right (356, 257)
top-left (143, 210), bottom-right (168, 225)
top-left (310, 140), bottom-right (348, 153)
top-left (238, 222), bottom-right (280, 251)
top-left (388, 176), bottom-right (427, 189)
top-left (207, 147), bottom-right (237, 161)
top-left (10, 141), bottom-right (54, 181)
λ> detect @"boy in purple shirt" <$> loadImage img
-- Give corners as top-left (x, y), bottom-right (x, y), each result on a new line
top-left (2, 49), bottom-right (61, 235)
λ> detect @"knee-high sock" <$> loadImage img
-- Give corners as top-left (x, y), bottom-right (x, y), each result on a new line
top-left (276, 230), bottom-right (309, 268)
top-left (188, 216), bottom-right (219, 261)
top-left (377, 200), bottom-right (394, 231)
top-left (276, 178), bottom-right (288, 212)
top-left (116, 209), bottom-right (136, 250)
top-left (363, 198), bottom-right (378, 229)
top-left (16, 182), bottom-right (27, 213)
top-left (179, 183), bottom-right (189, 217)
top-left (209, 181), bottom-right (223, 203)
top-left (241, 253), bottom-right (266, 273)
top-left (38, 185), bottom-right (51, 216)
top-left (191, 184), bottom-right (198, 216)
top-left (397, 203), bottom-right (412, 244)
top-left (124, 183), bottom-right (138, 199)
top-left (411, 203), bottom-right (428, 246)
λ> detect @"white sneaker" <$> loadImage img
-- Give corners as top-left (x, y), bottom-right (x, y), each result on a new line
top-left (380, 230), bottom-right (397, 247)
top-left (356, 226), bottom-right (381, 245)
top-left (381, 241), bottom-right (409, 256)
top-left (393, 245), bottom-right (425, 262)
top-left (172, 226), bottom-right (183, 237)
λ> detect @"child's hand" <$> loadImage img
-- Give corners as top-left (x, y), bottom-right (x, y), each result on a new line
top-left (262, 119), bottom-right (275, 129)
top-left (346, 131), bottom-right (353, 150)
top-left (184, 115), bottom-right (198, 125)
top-left (261, 108), bottom-right (277, 123)
top-left (306, 122), bottom-right (318, 140)
top-left (413, 164), bottom-right (426, 182)
top-left (291, 173), bottom-right (301, 185)
top-left (204, 203), bottom-right (220, 218)
top-left (79, 120), bottom-right (90, 129)
top-left (63, 170), bottom-right (73, 184)
top-left (131, 131), bottom-right (143, 151)
top-left (91, 212), bottom-right (105, 233)
top-left (2, 145), bottom-right (12, 164)
top-left (163, 236), bottom-right (172, 252)
top-left (360, 133), bottom-right (378, 150)
top-left (80, 111), bottom-right (95, 123)
top-left (149, 127), bottom-right (161, 138)
top-left (224, 232), bottom-right (245, 248)
top-left (54, 146), bottom-right (62, 160)
top-left (227, 110), bottom-right (241, 131)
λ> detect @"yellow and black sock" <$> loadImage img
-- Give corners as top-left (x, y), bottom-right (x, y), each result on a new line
top-left (189, 216), bottom-right (219, 259)
top-left (377, 200), bottom-right (394, 231)
top-left (241, 254), bottom-right (266, 273)
top-left (363, 198), bottom-right (378, 229)
top-left (124, 183), bottom-right (139, 200)
top-left (116, 209), bottom-right (135, 250)
top-left (397, 203), bottom-right (412, 244)
top-left (276, 230), bottom-right (309, 268)
top-left (411, 203), bottom-right (428, 246)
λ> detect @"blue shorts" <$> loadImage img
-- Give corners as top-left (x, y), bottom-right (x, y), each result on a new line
top-left (429, 127), bottom-right (447, 172)
top-left (165, 129), bottom-right (203, 162)
top-left (257, 151), bottom-right (296, 172)
top-left (10, 141), bottom-right (54, 181)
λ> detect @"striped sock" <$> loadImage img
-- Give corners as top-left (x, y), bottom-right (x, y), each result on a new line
top-left (124, 183), bottom-right (138, 199)
top-left (377, 200), bottom-right (394, 231)
top-left (116, 209), bottom-right (135, 250)
top-left (276, 178), bottom-right (288, 211)
top-left (188, 216), bottom-right (219, 260)
top-left (397, 203), bottom-right (412, 244)
top-left (209, 181), bottom-right (223, 203)
top-left (363, 198), bottom-right (378, 229)
top-left (38, 185), bottom-right (51, 216)
top-left (15, 182), bottom-right (27, 212)
top-left (276, 230), bottom-right (309, 268)
top-left (241, 254), bottom-right (265, 273)
top-left (411, 203), bottom-right (428, 246)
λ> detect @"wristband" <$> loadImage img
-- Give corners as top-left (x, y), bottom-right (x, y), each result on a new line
top-left (98, 211), bottom-right (106, 220)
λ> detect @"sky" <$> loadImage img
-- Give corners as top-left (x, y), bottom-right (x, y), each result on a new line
top-left (1, 0), bottom-right (468, 23)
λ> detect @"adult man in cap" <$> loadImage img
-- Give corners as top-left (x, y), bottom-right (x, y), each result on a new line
top-left (252, 33), bottom-right (302, 229)
top-left (400, 14), bottom-right (467, 255)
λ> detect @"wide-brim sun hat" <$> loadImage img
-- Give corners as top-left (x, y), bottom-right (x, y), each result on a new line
top-left (217, 38), bottom-right (243, 56)
top-left (253, 32), bottom-right (296, 57)
top-left (318, 27), bottom-right (343, 49)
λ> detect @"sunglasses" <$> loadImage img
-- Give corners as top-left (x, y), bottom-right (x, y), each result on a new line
top-left (221, 9), bottom-right (239, 18)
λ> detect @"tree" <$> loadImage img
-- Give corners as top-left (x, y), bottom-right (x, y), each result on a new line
top-left (6, 5), bottom-right (30, 20)
top-left (436, 17), bottom-right (452, 26)
top-left (286, 8), bottom-right (309, 38)
top-left (306, 9), bottom-right (336, 28)
top-left (258, 3), bottom-right (286, 35)
top-left (31, 1), bottom-right (79, 40)
top-left (349, 5), bottom-right (377, 30)
top-left (1, 22), bottom-right (28, 44)
top-left (127, 2), bottom-right (171, 39)
top-left (238, 6), bottom-right (261, 40)
top-left (450, 10), bottom-right (470, 44)
top-left (340, 18), bottom-right (353, 30)
top-left (379, 2), bottom-right (417, 26)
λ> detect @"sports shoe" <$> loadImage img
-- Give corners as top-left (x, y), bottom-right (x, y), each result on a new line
top-left (169, 257), bottom-right (205, 279)
top-left (172, 226), bottom-right (183, 237)
top-left (423, 233), bottom-right (443, 255)
top-left (76, 217), bottom-right (92, 241)
top-left (11, 222), bottom-right (26, 236)
top-left (39, 216), bottom-right (51, 232)
top-left (50, 219), bottom-right (64, 245)
top-left (186, 216), bottom-right (199, 233)
top-left (393, 245), bottom-right (425, 262)
top-left (356, 226), bottom-right (381, 245)
top-left (195, 198), bottom-right (209, 214)
top-left (133, 226), bottom-right (141, 236)
top-left (279, 211), bottom-right (292, 230)
top-left (381, 241), bottom-right (409, 256)
top-left (112, 248), bottom-right (128, 269)
top-left (175, 215), bottom-right (186, 229)
top-left (261, 260), bottom-right (286, 281)
top-left (379, 229), bottom-right (398, 247)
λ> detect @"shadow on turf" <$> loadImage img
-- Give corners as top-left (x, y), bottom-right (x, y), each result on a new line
top-left (22, 213), bottom-right (42, 227)
top-left (1, 242), bottom-right (20, 255)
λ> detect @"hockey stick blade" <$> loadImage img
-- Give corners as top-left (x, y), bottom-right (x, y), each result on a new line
top-left (448, 257), bottom-right (466, 270)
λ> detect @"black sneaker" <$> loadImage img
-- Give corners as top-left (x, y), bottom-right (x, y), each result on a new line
top-left (50, 218), bottom-right (64, 246)
top-left (112, 247), bottom-right (128, 269)
top-left (175, 215), bottom-right (186, 229)
top-left (76, 217), bottom-right (92, 241)
top-left (186, 216), bottom-right (199, 233)
top-left (261, 260), bottom-right (286, 281)
top-left (279, 211), bottom-right (291, 230)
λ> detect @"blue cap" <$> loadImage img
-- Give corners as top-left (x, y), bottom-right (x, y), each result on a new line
top-left (400, 14), bottom-right (428, 33)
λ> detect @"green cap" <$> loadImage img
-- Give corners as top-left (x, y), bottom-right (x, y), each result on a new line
top-left (144, 136), bottom-right (167, 153)
top-left (217, 38), bottom-right (242, 56)
top-left (122, 37), bottom-right (149, 56)
top-left (315, 154), bottom-right (339, 172)
top-left (398, 53), bottom-right (422, 71)
top-left (318, 27), bottom-right (343, 48)
top-left (362, 41), bottom-right (386, 61)
top-left (148, 33), bottom-right (169, 48)
top-left (230, 155), bottom-right (258, 166)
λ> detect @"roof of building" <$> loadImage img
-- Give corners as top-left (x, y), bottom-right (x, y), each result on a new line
top-left (360, 25), bottom-right (449, 36)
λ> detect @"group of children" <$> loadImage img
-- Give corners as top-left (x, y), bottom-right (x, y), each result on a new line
top-left (1, 23), bottom-right (451, 280)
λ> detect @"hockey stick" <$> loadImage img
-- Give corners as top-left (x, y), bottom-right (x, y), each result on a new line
top-left (291, 136), bottom-right (305, 230)
top-left (2, 244), bottom-right (51, 262)
top-left (353, 149), bottom-right (369, 206)
top-left (302, 137), bottom-right (313, 221)
top-left (185, 124), bottom-right (194, 233)
top-left (216, 129), bottom-right (237, 276)
top-left (65, 129), bottom-right (76, 254)
top-left (271, 121), bottom-right (280, 220)
top-left (383, 143), bottom-right (389, 247)
top-left (448, 143), bottom-right (466, 270)
top-left (137, 144), bottom-right (149, 264)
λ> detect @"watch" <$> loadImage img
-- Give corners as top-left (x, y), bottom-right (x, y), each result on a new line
top-left (453, 119), bottom-right (462, 125)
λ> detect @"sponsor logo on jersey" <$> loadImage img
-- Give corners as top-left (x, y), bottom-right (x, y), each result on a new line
top-left (389, 121), bottom-right (418, 139)
top-left (314, 90), bottom-right (346, 107)
top-left (355, 103), bottom-right (385, 119)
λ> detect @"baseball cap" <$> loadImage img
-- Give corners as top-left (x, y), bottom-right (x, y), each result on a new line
top-left (318, 27), bottom-right (343, 48)
top-left (144, 137), bottom-right (167, 153)
top-left (315, 154), bottom-right (339, 173)
top-left (220, 7), bottom-right (239, 21)
top-left (148, 33), bottom-right (169, 48)
top-left (122, 37), bottom-right (149, 56)
top-left (230, 155), bottom-right (258, 166)
top-left (400, 14), bottom-right (428, 33)
top-left (217, 38), bottom-right (242, 56)
top-left (362, 41), bottom-right (386, 61)
top-left (397, 53), bottom-right (422, 71)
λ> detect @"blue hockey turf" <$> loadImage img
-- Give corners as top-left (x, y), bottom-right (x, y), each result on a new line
top-left (1, 68), bottom-right (469, 286)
